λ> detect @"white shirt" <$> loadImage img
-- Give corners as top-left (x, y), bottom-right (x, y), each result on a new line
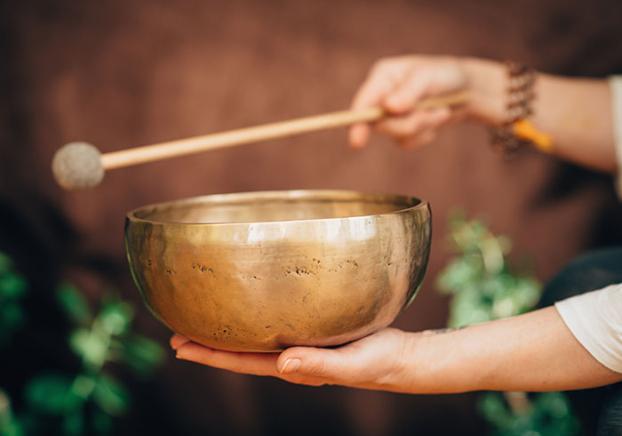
top-left (556, 284), bottom-right (622, 373)
top-left (612, 76), bottom-right (622, 197)
top-left (553, 77), bottom-right (622, 373)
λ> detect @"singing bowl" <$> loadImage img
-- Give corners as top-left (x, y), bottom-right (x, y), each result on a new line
top-left (125, 190), bottom-right (431, 352)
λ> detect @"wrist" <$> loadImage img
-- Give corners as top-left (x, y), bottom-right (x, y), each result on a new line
top-left (393, 331), bottom-right (452, 394)
top-left (461, 58), bottom-right (506, 125)
top-left (397, 328), bottom-right (487, 394)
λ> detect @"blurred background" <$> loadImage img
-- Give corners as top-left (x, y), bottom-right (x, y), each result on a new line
top-left (1, 0), bottom-right (622, 434)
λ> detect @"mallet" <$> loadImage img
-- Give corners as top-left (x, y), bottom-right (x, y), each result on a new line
top-left (52, 91), bottom-right (469, 190)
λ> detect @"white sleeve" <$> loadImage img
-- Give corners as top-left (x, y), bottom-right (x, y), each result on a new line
top-left (555, 283), bottom-right (622, 373)
top-left (610, 76), bottom-right (622, 198)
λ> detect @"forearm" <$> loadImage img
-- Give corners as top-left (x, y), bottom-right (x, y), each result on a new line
top-left (400, 306), bottom-right (621, 394)
top-left (463, 58), bottom-right (616, 173)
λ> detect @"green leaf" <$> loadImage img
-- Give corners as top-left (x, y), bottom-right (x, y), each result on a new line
top-left (98, 301), bottom-right (133, 336)
top-left (478, 392), bottom-right (580, 436)
top-left (0, 304), bottom-right (25, 347)
top-left (120, 335), bottom-right (165, 375)
top-left (57, 284), bottom-right (92, 325)
top-left (480, 236), bottom-right (506, 274)
top-left (71, 375), bottom-right (96, 400)
top-left (0, 253), bottom-right (12, 273)
top-left (0, 389), bottom-right (23, 436)
top-left (436, 255), bottom-right (485, 295)
top-left (25, 374), bottom-right (82, 414)
top-left (0, 275), bottom-right (26, 300)
top-left (14, 414), bottom-right (36, 436)
top-left (448, 288), bottom-right (491, 328)
top-left (70, 329), bottom-right (108, 368)
top-left (0, 420), bottom-right (23, 436)
top-left (93, 375), bottom-right (130, 416)
top-left (92, 409), bottom-right (113, 434)
top-left (511, 277), bottom-right (541, 313)
top-left (478, 393), bottom-right (512, 429)
top-left (62, 411), bottom-right (84, 436)
top-left (534, 392), bottom-right (572, 419)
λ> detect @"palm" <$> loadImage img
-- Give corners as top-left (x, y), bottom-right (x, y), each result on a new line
top-left (171, 328), bottom-right (409, 391)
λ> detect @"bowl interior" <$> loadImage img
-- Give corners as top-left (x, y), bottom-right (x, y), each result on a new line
top-left (131, 191), bottom-right (422, 225)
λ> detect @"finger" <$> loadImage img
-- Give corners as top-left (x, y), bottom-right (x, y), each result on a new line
top-left (352, 64), bottom-right (403, 111)
top-left (349, 64), bottom-right (404, 148)
top-left (348, 124), bottom-right (370, 149)
top-left (170, 334), bottom-right (191, 350)
top-left (277, 347), bottom-right (352, 382)
top-left (383, 68), bottom-right (431, 113)
top-left (176, 342), bottom-right (280, 377)
top-left (398, 129), bottom-right (437, 149)
top-left (376, 107), bottom-right (451, 139)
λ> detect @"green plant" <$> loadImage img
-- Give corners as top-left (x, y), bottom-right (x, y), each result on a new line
top-left (437, 214), bottom-right (541, 327)
top-left (480, 391), bottom-right (579, 436)
top-left (0, 253), bottom-right (27, 346)
top-left (0, 389), bottom-right (20, 436)
top-left (0, 253), bottom-right (165, 436)
top-left (437, 214), bottom-right (580, 436)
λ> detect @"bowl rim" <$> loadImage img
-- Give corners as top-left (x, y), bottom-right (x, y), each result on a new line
top-left (126, 189), bottom-right (429, 227)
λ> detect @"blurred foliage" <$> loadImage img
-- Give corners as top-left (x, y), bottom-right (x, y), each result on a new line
top-left (480, 391), bottom-right (579, 436)
top-left (0, 253), bottom-right (164, 436)
top-left (437, 214), bottom-right (541, 327)
top-left (437, 213), bottom-right (580, 436)
top-left (0, 389), bottom-right (20, 436)
top-left (0, 253), bottom-right (27, 346)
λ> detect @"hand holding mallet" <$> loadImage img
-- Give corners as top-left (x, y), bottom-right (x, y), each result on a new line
top-left (52, 91), bottom-right (468, 190)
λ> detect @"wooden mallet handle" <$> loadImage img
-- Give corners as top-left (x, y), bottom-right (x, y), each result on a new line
top-left (100, 91), bottom-right (469, 170)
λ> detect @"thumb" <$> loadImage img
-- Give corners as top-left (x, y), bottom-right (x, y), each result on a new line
top-left (277, 347), bottom-right (347, 379)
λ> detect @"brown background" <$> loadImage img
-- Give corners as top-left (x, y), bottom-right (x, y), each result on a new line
top-left (2, 0), bottom-right (622, 434)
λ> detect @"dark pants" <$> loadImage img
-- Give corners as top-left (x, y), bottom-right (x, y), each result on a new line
top-left (540, 247), bottom-right (622, 436)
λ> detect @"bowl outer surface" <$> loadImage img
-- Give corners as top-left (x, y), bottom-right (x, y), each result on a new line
top-left (125, 190), bottom-right (431, 352)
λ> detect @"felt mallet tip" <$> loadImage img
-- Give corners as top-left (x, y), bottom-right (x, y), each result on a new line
top-left (52, 142), bottom-right (104, 190)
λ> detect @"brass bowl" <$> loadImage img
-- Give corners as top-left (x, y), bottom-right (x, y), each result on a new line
top-left (125, 190), bottom-right (431, 352)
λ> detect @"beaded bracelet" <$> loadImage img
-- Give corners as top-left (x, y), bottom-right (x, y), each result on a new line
top-left (490, 61), bottom-right (553, 154)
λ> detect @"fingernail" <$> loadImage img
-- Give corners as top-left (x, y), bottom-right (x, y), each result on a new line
top-left (280, 358), bottom-right (301, 374)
